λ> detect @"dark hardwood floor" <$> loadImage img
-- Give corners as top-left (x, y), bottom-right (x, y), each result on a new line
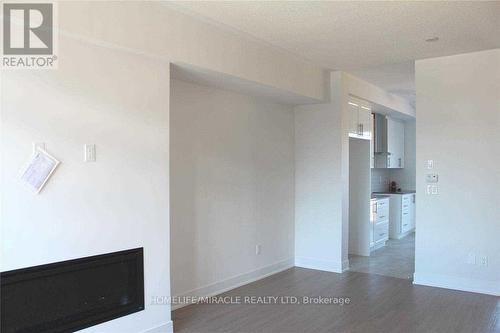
top-left (172, 267), bottom-right (500, 333)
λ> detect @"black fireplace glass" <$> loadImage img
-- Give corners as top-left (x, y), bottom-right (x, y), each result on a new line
top-left (1, 248), bottom-right (144, 333)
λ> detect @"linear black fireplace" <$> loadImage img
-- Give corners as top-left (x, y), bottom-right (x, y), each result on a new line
top-left (1, 248), bottom-right (144, 333)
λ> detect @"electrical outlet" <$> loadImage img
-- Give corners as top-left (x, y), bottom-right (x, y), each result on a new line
top-left (426, 184), bottom-right (439, 195)
top-left (480, 256), bottom-right (488, 267)
top-left (255, 245), bottom-right (261, 255)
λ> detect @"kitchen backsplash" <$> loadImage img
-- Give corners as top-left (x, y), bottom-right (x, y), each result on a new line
top-left (371, 168), bottom-right (415, 192)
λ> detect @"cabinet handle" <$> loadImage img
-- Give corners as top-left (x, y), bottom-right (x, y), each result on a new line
top-left (403, 224), bottom-right (408, 226)
top-left (358, 123), bottom-right (363, 135)
top-left (398, 158), bottom-right (402, 167)
top-left (387, 157), bottom-right (391, 167)
top-left (379, 233), bottom-right (386, 236)
top-left (379, 215), bottom-right (386, 219)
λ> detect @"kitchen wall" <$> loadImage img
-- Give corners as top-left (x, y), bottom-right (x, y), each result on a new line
top-left (349, 139), bottom-right (371, 256)
top-left (414, 49), bottom-right (500, 295)
top-left (170, 79), bottom-right (295, 304)
top-left (371, 120), bottom-right (416, 192)
top-left (294, 71), bottom-right (414, 272)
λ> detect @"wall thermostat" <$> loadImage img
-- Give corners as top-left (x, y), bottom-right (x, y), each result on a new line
top-left (426, 174), bottom-right (439, 183)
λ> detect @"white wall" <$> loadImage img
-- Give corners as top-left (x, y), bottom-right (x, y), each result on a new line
top-left (58, 1), bottom-right (326, 102)
top-left (345, 72), bottom-right (415, 118)
top-left (294, 103), bottom-right (344, 272)
top-left (1, 35), bottom-right (172, 332)
top-left (349, 138), bottom-right (371, 256)
top-left (414, 49), bottom-right (500, 296)
top-left (294, 71), bottom-right (413, 273)
top-left (1, 2), bottom-right (329, 332)
top-left (170, 80), bottom-right (295, 304)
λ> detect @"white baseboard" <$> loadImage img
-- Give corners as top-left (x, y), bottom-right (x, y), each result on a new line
top-left (413, 273), bottom-right (500, 296)
top-left (294, 256), bottom-right (347, 273)
top-left (143, 321), bottom-right (173, 333)
top-left (341, 259), bottom-right (350, 272)
top-left (171, 258), bottom-right (294, 310)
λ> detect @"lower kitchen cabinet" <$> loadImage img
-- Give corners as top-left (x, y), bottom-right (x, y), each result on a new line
top-left (387, 193), bottom-right (416, 239)
top-left (370, 197), bottom-right (390, 251)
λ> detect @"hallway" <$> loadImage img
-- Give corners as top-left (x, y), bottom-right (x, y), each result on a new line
top-left (348, 233), bottom-right (415, 280)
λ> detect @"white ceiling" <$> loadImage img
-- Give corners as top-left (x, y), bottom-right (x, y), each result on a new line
top-left (168, 1), bottom-right (500, 103)
top-left (350, 61), bottom-right (416, 107)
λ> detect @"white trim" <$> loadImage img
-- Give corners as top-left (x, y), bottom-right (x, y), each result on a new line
top-left (294, 256), bottom-right (345, 273)
top-left (413, 273), bottom-right (500, 296)
top-left (341, 259), bottom-right (350, 272)
top-left (171, 258), bottom-right (294, 310)
top-left (143, 321), bottom-right (173, 333)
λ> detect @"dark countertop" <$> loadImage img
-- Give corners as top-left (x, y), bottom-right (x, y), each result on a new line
top-left (372, 190), bottom-right (416, 195)
top-left (371, 194), bottom-right (390, 199)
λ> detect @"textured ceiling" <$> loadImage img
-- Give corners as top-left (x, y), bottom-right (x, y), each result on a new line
top-left (168, 1), bottom-right (500, 102)
top-left (350, 61), bottom-right (416, 107)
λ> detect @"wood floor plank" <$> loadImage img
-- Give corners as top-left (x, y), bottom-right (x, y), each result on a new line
top-left (172, 268), bottom-right (500, 333)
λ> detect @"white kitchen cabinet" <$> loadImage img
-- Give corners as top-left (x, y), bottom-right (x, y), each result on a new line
top-left (387, 118), bottom-right (405, 168)
top-left (348, 98), bottom-right (372, 140)
top-left (370, 197), bottom-right (390, 250)
top-left (387, 193), bottom-right (415, 239)
top-left (374, 115), bottom-right (405, 168)
top-left (370, 113), bottom-right (375, 168)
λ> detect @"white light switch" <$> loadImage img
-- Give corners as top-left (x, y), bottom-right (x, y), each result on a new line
top-left (426, 160), bottom-right (434, 169)
top-left (84, 144), bottom-right (96, 162)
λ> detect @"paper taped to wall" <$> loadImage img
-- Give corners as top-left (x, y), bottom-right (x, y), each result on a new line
top-left (21, 148), bottom-right (60, 194)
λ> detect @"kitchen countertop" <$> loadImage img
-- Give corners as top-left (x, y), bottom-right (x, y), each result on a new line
top-left (371, 194), bottom-right (390, 199)
top-left (372, 190), bottom-right (416, 195)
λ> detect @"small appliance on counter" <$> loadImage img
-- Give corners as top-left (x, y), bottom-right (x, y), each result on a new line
top-left (389, 181), bottom-right (402, 193)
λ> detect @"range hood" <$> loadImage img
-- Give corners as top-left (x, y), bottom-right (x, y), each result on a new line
top-left (374, 114), bottom-right (390, 155)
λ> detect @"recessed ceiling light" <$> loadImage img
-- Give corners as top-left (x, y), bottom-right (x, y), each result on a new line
top-left (425, 37), bottom-right (439, 42)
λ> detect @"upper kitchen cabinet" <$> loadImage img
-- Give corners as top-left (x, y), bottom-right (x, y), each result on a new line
top-left (348, 97), bottom-right (372, 140)
top-left (374, 114), bottom-right (405, 168)
top-left (387, 118), bottom-right (405, 168)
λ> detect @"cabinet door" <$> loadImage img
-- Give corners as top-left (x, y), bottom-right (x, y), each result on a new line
top-left (401, 212), bottom-right (412, 233)
top-left (387, 118), bottom-right (405, 168)
top-left (374, 222), bottom-right (389, 242)
top-left (348, 101), bottom-right (360, 136)
top-left (358, 104), bottom-right (372, 139)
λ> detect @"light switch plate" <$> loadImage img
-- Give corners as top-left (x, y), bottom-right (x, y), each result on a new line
top-left (426, 160), bottom-right (434, 169)
top-left (84, 144), bottom-right (96, 162)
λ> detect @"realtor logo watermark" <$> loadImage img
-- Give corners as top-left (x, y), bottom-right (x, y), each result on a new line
top-left (2, 2), bottom-right (58, 69)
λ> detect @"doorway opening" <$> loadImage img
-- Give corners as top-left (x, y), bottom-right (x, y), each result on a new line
top-left (348, 99), bottom-right (416, 280)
